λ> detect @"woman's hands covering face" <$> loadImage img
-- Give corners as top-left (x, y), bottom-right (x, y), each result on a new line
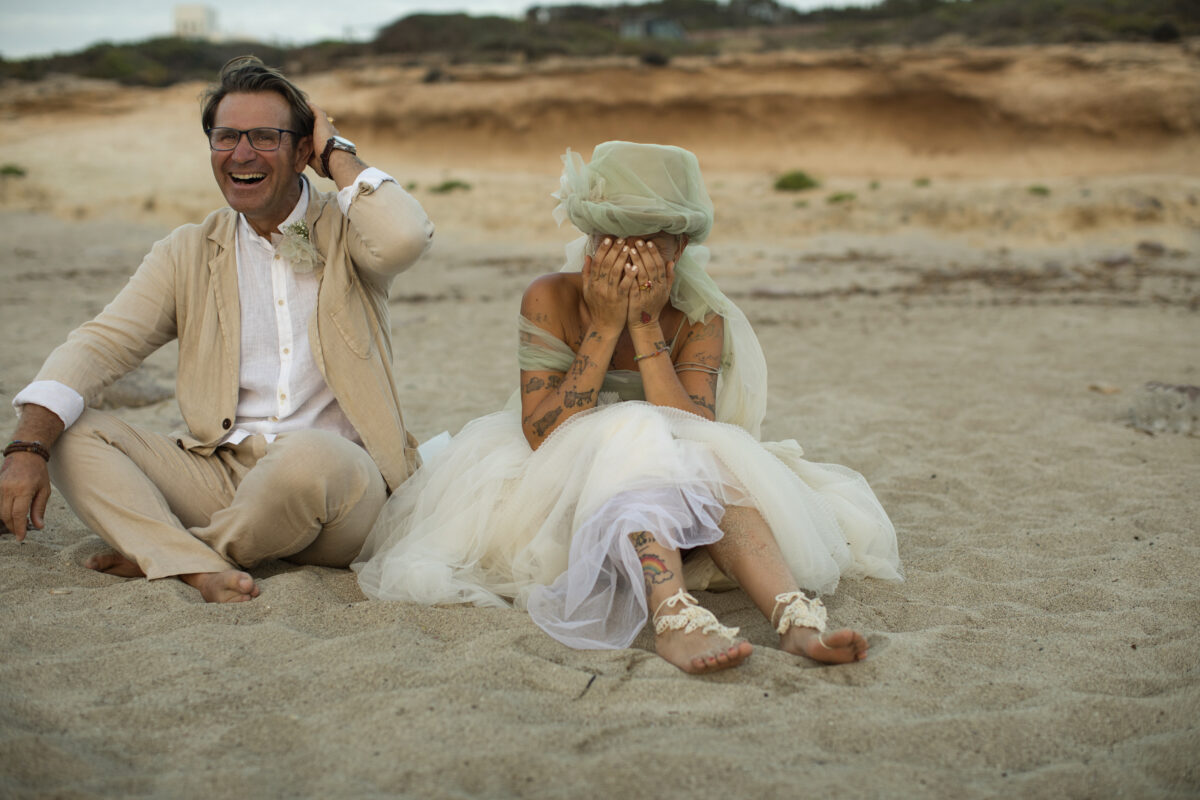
top-left (581, 237), bottom-right (635, 336)
top-left (627, 237), bottom-right (674, 329)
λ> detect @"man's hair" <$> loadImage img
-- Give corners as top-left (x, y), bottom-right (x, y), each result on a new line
top-left (200, 56), bottom-right (314, 140)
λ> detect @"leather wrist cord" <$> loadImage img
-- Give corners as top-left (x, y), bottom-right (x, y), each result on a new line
top-left (4, 440), bottom-right (50, 462)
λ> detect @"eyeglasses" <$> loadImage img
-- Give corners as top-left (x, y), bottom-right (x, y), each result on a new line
top-left (206, 127), bottom-right (297, 152)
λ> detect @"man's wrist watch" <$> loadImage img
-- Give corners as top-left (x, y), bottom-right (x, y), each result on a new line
top-left (321, 135), bottom-right (357, 178)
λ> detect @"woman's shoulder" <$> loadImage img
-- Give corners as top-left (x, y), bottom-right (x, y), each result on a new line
top-left (521, 272), bottom-right (582, 318)
top-left (523, 271), bottom-right (581, 297)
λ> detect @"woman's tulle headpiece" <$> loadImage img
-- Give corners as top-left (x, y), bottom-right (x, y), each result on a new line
top-left (551, 141), bottom-right (768, 437)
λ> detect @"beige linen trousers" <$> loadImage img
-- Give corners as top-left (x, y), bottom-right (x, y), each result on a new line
top-left (34, 177), bottom-right (434, 578)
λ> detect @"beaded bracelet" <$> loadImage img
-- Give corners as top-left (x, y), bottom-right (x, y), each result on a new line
top-left (633, 346), bottom-right (671, 362)
top-left (4, 440), bottom-right (51, 462)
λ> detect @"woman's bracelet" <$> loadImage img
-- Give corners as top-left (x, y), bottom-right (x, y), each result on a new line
top-left (4, 440), bottom-right (50, 462)
top-left (674, 361), bottom-right (721, 375)
top-left (633, 346), bottom-right (671, 363)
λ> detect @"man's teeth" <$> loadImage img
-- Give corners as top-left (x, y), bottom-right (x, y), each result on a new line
top-left (231, 173), bottom-right (266, 182)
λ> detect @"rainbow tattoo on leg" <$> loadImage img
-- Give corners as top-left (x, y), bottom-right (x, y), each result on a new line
top-left (640, 552), bottom-right (673, 585)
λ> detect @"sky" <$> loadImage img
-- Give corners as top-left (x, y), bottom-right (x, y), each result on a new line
top-left (0, 0), bottom-right (880, 60)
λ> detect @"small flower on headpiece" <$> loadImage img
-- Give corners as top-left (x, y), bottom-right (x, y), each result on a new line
top-left (274, 220), bottom-right (323, 274)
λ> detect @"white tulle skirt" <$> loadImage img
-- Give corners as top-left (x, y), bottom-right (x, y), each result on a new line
top-left (353, 401), bottom-right (902, 650)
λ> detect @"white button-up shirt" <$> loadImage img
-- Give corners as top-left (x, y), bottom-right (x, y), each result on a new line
top-left (15, 169), bottom-right (394, 446)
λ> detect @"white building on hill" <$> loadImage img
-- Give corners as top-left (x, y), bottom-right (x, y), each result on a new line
top-left (175, 4), bottom-right (218, 41)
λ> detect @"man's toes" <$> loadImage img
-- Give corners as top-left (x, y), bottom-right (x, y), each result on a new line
top-left (85, 553), bottom-right (112, 570)
top-left (85, 552), bottom-right (143, 577)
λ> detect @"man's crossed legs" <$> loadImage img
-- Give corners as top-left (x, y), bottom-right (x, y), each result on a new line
top-left (50, 409), bottom-right (387, 602)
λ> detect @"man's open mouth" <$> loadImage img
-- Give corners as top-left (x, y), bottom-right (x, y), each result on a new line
top-left (230, 173), bottom-right (266, 185)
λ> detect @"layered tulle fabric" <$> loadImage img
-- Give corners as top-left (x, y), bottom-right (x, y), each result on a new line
top-left (353, 397), bottom-right (902, 650)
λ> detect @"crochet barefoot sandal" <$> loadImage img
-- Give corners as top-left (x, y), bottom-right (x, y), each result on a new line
top-left (771, 590), bottom-right (828, 635)
top-left (653, 589), bottom-right (740, 640)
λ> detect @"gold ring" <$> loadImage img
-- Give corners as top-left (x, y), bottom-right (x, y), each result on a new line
top-left (327, 116), bottom-right (336, 124)
top-left (640, 281), bottom-right (653, 291)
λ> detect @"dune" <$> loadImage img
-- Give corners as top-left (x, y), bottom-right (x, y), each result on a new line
top-left (1, 43), bottom-right (1197, 798)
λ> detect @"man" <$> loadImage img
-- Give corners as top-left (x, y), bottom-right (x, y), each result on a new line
top-left (0, 56), bottom-right (434, 602)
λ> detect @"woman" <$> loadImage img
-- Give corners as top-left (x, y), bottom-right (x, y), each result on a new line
top-left (354, 141), bottom-right (902, 674)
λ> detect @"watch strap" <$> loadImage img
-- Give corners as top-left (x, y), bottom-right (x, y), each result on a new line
top-left (320, 137), bottom-right (355, 178)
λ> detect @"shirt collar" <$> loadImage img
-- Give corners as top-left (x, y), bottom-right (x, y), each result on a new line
top-left (237, 177), bottom-right (310, 251)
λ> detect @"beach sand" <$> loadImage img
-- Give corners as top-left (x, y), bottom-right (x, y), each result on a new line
top-left (1, 44), bottom-right (1198, 798)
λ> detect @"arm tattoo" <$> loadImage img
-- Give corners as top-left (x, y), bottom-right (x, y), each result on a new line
top-left (531, 407), bottom-right (563, 437)
top-left (569, 354), bottom-right (594, 378)
top-left (523, 376), bottom-right (545, 394)
top-left (563, 388), bottom-right (596, 408)
top-left (546, 375), bottom-right (564, 390)
top-left (689, 393), bottom-right (716, 416)
top-left (692, 318), bottom-right (721, 342)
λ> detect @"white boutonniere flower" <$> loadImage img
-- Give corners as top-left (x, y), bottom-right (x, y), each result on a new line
top-left (274, 220), bottom-right (324, 274)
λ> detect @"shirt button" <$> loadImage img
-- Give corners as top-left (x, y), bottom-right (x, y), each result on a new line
top-left (221, 418), bottom-right (231, 430)
top-left (277, 299), bottom-right (284, 306)
top-left (282, 347), bottom-right (290, 355)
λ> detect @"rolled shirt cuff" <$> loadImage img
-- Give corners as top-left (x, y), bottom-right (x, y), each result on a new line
top-left (337, 167), bottom-right (397, 215)
top-left (13, 380), bottom-right (85, 429)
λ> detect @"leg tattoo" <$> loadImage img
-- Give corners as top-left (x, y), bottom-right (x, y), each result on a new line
top-left (630, 531), bottom-right (676, 591)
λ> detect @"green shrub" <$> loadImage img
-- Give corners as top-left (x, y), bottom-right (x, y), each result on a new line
top-left (827, 192), bottom-right (857, 204)
top-left (774, 170), bottom-right (820, 192)
top-left (0, 163), bottom-right (26, 177)
top-left (430, 179), bottom-right (471, 194)
top-left (1027, 184), bottom-right (1051, 197)
top-left (914, 177), bottom-right (931, 187)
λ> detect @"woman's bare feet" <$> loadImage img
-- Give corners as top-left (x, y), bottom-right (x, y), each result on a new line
top-left (656, 626), bottom-right (754, 674)
top-left (652, 589), bottom-right (753, 674)
top-left (781, 626), bottom-right (868, 664)
top-left (85, 551), bottom-right (144, 577)
top-left (181, 570), bottom-right (260, 603)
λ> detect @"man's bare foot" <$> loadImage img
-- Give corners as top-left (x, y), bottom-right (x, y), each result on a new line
top-left (781, 626), bottom-right (868, 664)
top-left (85, 551), bottom-right (145, 577)
top-left (656, 627), bottom-right (754, 674)
top-left (180, 570), bottom-right (260, 603)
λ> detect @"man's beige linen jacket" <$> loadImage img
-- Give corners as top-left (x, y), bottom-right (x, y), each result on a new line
top-left (35, 177), bottom-right (433, 491)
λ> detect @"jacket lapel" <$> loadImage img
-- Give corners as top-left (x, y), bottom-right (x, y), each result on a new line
top-left (207, 213), bottom-right (241, 378)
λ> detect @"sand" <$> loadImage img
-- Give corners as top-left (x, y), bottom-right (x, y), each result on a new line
top-left (1, 44), bottom-right (1198, 798)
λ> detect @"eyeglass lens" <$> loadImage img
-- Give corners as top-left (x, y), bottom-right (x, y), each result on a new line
top-left (208, 128), bottom-right (286, 151)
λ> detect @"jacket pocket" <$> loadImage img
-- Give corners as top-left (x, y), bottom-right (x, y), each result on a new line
top-left (328, 284), bottom-right (375, 359)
